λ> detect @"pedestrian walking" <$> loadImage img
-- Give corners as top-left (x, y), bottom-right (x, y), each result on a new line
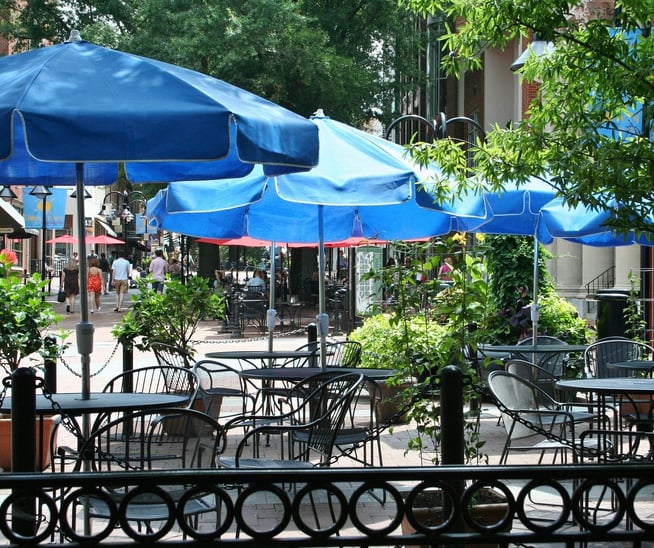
top-left (149, 249), bottom-right (169, 293)
top-left (61, 257), bottom-right (79, 314)
top-left (111, 250), bottom-right (132, 312)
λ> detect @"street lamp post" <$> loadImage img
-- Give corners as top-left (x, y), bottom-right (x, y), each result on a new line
top-left (384, 112), bottom-right (486, 143)
top-left (29, 185), bottom-right (53, 301)
top-left (99, 190), bottom-right (148, 257)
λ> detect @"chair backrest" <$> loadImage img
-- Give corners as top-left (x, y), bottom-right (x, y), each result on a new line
top-left (76, 408), bottom-right (225, 473)
top-left (487, 370), bottom-right (559, 441)
top-left (102, 365), bottom-right (199, 407)
top-left (150, 341), bottom-right (194, 369)
top-left (505, 358), bottom-right (557, 399)
top-left (325, 340), bottom-right (363, 368)
top-left (192, 359), bottom-right (257, 419)
top-left (285, 372), bottom-right (364, 465)
top-left (240, 294), bottom-right (267, 318)
top-left (584, 337), bottom-right (654, 378)
top-left (516, 335), bottom-right (567, 377)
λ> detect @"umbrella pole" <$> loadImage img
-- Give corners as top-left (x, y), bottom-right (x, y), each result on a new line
top-left (317, 207), bottom-right (328, 371)
top-left (74, 164), bottom-right (94, 403)
top-left (531, 236), bottom-right (539, 341)
top-left (267, 242), bottom-right (277, 363)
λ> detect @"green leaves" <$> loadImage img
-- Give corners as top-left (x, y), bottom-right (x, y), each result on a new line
top-left (402, 0), bottom-right (654, 235)
top-left (112, 276), bottom-right (224, 359)
top-left (0, 273), bottom-right (60, 371)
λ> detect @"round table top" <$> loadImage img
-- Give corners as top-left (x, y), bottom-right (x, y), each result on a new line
top-left (556, 377), bottom-right (654, 395)
top-left (481, 344), bottom-right (587, 354)
top-left (0, 392), bottom-right (189, 414)
top-left (239, 367), bottom-right (395, 382)
top-left (608, 360), bottom-right (654, 373)
top-left (205, 350), bottom-right (317, 360)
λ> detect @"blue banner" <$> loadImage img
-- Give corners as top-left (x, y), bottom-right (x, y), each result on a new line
top-left (23, 187), bottom-right (68, 230)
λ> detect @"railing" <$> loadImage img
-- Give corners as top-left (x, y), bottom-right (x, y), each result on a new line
top-left (585, 265), bottom-right (616, 316)
top-left (585, 266), bottom-right (616, 296)
top-left (5, 366), bottom-right (654, 545)
top-left (1, 464), bottom-right (653, 545)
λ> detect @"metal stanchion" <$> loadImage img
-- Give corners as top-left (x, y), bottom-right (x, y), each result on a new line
top-left (11, 367), bottom-right (37, 536)
top-left (43, 335), bottom-right (57, 394)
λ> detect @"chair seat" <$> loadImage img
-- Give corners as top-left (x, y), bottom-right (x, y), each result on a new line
top-left (333, 427), bottom-right (370, 445)
top-left (88, 492), bottom-right (214, 520)
top-left (217, 456), bottom-right (314, 469)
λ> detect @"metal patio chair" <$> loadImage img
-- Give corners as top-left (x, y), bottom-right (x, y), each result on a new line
top-left (66, 408), bottom-right (226, 540)
top-left (488, 371), bottom-right (607, 465)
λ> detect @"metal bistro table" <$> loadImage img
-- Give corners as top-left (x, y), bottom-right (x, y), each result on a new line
top-left (0, 391), bottom-right (190, 416)
top-left (556, 377), bottom-right (654, 429)
top-left (240, 367), bottom-right (396, 421)
top-left (480, 343), bottom-right (588, 375)
top-left (608, 361), bottom-right (654, 376)
top-left (239, 367), bottom-right (396, 383)
top-left (480, 343), bottom-right (588, 355)
top-left (205, 349), bottom-right (319, 369)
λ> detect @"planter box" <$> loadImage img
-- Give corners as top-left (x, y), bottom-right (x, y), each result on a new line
top-left (401, 489), bottom-right (510, 548)
top-left (0, 415), bottom-right (57, 471)
top-left (371, 379), bottom-right (411, 424)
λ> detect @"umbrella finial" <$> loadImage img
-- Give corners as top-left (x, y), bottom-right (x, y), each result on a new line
top-left (66, 29), bottom-right (82, 43)
top-left (311, 109), bottom-right (328, 119)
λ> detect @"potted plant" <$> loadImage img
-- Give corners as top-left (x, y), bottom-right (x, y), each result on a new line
top-left (112, 274), bottom-right (225, 363)
top-left (0, 248), bottom-right (64, 470)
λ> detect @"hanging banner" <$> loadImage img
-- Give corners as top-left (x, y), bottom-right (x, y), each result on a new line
top-left (23, 187), bottom-right (68, 230)
top-left (355, 245), bottom-right (383, 315)
top-left (135, 214), bottom-right (155, 235)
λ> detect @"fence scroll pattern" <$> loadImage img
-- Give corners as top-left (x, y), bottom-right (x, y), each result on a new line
top-left (1, 464), bottom-right (653, 546)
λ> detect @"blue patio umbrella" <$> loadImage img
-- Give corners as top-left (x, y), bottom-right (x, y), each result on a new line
top-left (148, 113), bottom-right (470, 367)
top-left (0, 31), bottom-right (319, 397)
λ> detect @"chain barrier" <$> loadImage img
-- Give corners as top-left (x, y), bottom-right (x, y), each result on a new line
top-left (55, 325), bottom-right (308, 380)
top-left (191, 325), bottom-right (308, 346)
top-left (57, 339), bottom-right (121, 379)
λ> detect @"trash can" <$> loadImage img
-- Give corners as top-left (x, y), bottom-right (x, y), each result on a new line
top-left (595, 289), bottom-right (630, 339)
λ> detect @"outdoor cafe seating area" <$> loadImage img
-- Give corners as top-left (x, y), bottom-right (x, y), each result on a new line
top-left (3, 327), bottom-right (654, 544)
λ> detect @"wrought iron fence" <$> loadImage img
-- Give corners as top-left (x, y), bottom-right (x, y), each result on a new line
top-left (1, 464), bottom-right (653, 545)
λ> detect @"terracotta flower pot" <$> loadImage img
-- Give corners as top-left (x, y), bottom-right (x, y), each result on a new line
top-left (0, 415), bottom-right (58, 471)
top-left (370, 379), bottom-right (411, 424)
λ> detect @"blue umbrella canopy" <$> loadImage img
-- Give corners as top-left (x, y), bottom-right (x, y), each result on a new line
top-left (0, 32), bottom-right (319, 397)
top-left (0, 34), bottom-right (318, 183)
top-left (537, 197), bottom-right (654, 247)
top-left (147, 174), bottom-right (458, 244)
top-left (416, 176), bottom-right (560, 237)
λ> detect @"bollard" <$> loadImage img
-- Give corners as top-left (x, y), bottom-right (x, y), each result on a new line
top-left (43, 335), bottom-right (57, 394)
top-left (11, 367), bottom-right (37, 536)
top-left (122, 341), bottom-right (134, 394)
top-left (230, 289), bottom-right (243, 338)
top-left (307, 323), bottom-right (317, 367)
top-left (440, 365), bottom-right (465, 539)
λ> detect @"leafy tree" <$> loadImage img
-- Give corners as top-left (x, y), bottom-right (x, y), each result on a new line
top-left (2, 0), bottom-right (423, 125)
top-left (402, 0), bottom-right (654, 235)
